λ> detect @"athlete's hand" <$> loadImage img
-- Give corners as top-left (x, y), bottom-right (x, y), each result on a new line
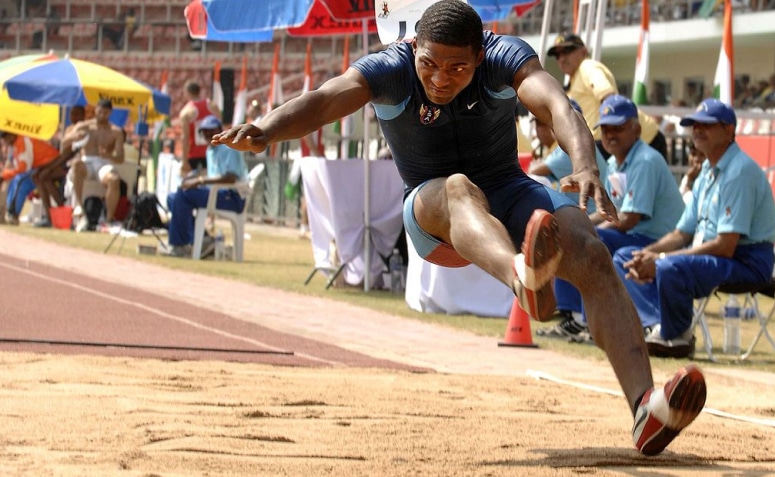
top-left (211, 124), bottom-right (269, 153)
top-left (560, 169), bottom-right (620, 226)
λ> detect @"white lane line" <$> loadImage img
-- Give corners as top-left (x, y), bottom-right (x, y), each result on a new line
top-left (526, 369), bottom-right (775, 428)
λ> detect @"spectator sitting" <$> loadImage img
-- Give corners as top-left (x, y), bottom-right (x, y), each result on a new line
top-left (678, 141), bottom-right (706, 204)
top-left (97, 7), bottom-right (136, 50)
top-left (614, 99), bottom-right (775, 358)
top-left (164, 115), bottom-right (248, 258)
top-left (0, 131), bottom-right (60, 225)
top-left (528, 98), bottom-right (608, 332)
top-left (528, 98), bottom-right (608, 209)
top-left (31, 105), bottom-right (86, 228)
top-left (68, 99), bottom-right (125, 231)
top-left (538, 96), bottom-right (684, 341)
top-left (752, 75), bottom-right (775, 107)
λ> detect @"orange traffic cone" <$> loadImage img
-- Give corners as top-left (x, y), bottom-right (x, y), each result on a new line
top-left (498, 297), bottom-right (538, 348)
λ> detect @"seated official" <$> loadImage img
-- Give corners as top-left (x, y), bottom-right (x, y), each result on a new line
top-left (528, 99), bottom-right (607, 334)
top-left (538, 96), bottom-right (684, 341)
top-left (614, 99), bottom-right (775, 358)
top-left (165, 115), bottom-right (248, 258)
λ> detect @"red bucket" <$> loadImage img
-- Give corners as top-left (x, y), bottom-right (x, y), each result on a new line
top-left (50, 205), bottom-right (73, 230)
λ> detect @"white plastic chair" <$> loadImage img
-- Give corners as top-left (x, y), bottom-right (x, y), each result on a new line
top-left (191, 163), bottom-right (265, 262)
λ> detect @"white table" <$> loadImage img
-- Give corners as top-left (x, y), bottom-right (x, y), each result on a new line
top-left (300, 157), bottom-right (404, 288)
top-left (301, 156), bottom-right (515, 317)
top-left (405, 233), bottom-right (515, 318)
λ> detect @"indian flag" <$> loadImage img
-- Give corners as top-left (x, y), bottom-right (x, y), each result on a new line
top-left (301, 40), bottom-right (324, 157)
top-left (152, 70), bottom-right (169, 142)
top-left (266, 44), bottom-right (283, 114)
top-left (149, 70), bottom-right (170, 193)
top-left (632, 0), bottom-right (649, 105)
top-left (231, 56), bottom-right (248, 126)
top-left (212, 61), bottom-right (224, 114)
top-left (712, 0), bottom-right (734, 105)
top-left (267, 44), bottom-right (283, 157)
top-left (336, 36), bottom-right (357, 158)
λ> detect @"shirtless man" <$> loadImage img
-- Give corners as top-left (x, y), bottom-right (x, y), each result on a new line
top-left (69, 99), bottom-right (125, 231)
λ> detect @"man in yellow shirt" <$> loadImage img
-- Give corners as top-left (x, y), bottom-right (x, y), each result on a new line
top-left (548, 33), bottom-right (667, 160)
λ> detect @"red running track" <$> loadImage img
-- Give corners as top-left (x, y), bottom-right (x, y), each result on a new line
top-left (0, 253), bottom-right (425, 371)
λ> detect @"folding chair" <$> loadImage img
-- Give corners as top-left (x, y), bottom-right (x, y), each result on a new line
top-left (693, 280), bottom-right (775, 362)
top-left (741, 282), bottom-right (775, 360)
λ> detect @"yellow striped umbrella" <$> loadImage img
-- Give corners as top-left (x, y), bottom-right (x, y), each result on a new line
top-left (0, 54), bottom-right (61, 140)
top-left (0, 54), bottom-right (170, 129)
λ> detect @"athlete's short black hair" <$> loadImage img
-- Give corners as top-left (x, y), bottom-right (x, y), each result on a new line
top-left (416, 0), bottom-right (483, 54)
top-left (97, 99), bottom-right (113, 109)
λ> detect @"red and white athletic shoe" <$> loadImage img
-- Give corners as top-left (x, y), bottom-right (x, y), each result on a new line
top-left (633, 365), bottom-right (707, 456)
top-left (512, 209), bottom-right (562, 321)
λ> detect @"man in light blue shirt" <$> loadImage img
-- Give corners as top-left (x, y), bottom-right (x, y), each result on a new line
top-left (166, 115), bottom-right (249, 257)
top-left (528, 99), bottom-right (608, 211)
top-left (540, 95), bottom-right (684, 340)
top-left (614, 99), bottom-right (775, 358)
top-left (529, 99), bottom-right (607, 335)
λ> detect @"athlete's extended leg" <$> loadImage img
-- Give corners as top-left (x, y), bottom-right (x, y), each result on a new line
top-left (553, 206), bottom-right (706, 455)
top-left (412, 174), bottom-right (560, 319)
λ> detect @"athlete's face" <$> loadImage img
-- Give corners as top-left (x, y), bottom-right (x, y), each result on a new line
top-left (413, 40), bottom-right (483, 105)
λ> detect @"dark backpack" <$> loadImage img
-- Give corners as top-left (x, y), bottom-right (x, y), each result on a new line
top-left (126, 192), bottom-right (166, 232)
top-left (83, 196), bottom-right (104, 230)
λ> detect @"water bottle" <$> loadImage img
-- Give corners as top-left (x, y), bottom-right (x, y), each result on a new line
top-left (722, 294), bottom-right (741, 355)
top-left (214, 229), bottom-right (225, 261)
top-left (389, 248), bottom-right (404, 295)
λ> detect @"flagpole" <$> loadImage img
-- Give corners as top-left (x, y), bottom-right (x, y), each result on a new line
top-left (361, 17), bottom-right (372, 292)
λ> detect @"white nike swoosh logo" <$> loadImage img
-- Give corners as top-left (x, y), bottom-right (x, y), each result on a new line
top-left (467, 101), bottom-right (477, 110)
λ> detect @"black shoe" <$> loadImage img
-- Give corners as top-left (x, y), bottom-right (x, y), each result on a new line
top-left (536, 315), bottom-right (588, 338)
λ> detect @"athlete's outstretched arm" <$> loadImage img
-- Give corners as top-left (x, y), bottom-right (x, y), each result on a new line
top-left (212, 68), bottom-right (372, 154)
top-left (514, 57), bottom-right (617, 223)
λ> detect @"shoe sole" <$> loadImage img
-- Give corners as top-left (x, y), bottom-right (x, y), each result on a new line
top-left (636, 366), bottom-right (707, 456)
top-left (646, 336), bottom-right (696, 359)
top-left (515, 210), bottom-right (562, 321)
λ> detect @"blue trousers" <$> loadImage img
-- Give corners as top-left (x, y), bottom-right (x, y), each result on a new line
top-left (555, 228), bottom-right (655, 318)
top-left (167, 186), bottom-right (245, 246)
top-left (613, 243), bottom-right (774, 339)
top-left (5, 171), bottom-right (36, 217)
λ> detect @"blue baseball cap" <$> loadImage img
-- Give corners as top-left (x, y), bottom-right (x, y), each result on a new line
top-left (679, 99), bottom-right (737, 127)
top-left (595, 95), bottom-right (638, 128)
top-left (198, 115), bottom-right (222, 131)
